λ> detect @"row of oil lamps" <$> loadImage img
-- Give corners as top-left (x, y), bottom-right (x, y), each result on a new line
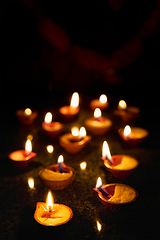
top-left (9, 92), bottom-right (148, 226)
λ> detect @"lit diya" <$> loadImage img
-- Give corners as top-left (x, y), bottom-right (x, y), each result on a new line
top-left (101, 141), bottom-right (139, 178)
top-left (16, 108), bottom-right (38, 124)
top-left (90, 94), bottom-right (109, 110)
top-left (114, 100), bottom-right (140, 122)
top-left (85, 108), bottom-right (112, 135)
top-left (118, 125), bottom-right (149, 146)
top-left (34, 190), bottom-right (73, 226)
top-left (93, 177), bottom-right (138, 212)
top-left (42, 112), bottom-right (64, 137)
top-left (39, 155), bottom-right (75, 190)
top-left (9, 139), bottom-right (36, 168)
top-left (59, 92), bottom-right (79, 120)
top-left (59, 126), bottom-right (91, 153)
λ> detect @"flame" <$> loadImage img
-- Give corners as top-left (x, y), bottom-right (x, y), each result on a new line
top-left (44, 112), bottom-right (52, 124)
top-left (28, 177), bottom-right (34, 189)
top-left (97, 220), bottom-right (102, 232)
top-left (80, 161), bottom-right (87, 170)
top-left (99, 94), bottom-right (107, 104)
top-left (124, 125), bottom-right (131, 137)
top-left (24, 108), bottom-right (32, 116)
top-left (46, 191), bottom-right (54, 211)
top-left (118, 100), bottom-right (127, 110)
top-left (79, 127), bottom-right (86, 137)
top-left (57, 155), bottom-right (64, 164)
top-left (96, 177), bottom-right (103, 189)
top-left (94, 108), bottom-right (101, 118)
top-left (71, 127), bottom-right (79, 136)
top-left (46, 145), bottom-right (54, 153)
top-left (70, 92), bottom-right (79, 108)
top-left (25, 139), bottom-right (32, 154)
top-left (102, 141), bottom-right (112, 160)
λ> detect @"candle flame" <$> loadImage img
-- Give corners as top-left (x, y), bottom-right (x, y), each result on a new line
top-left (25, 139), bottom-right (32, 154)
top-left (71, 127), bottom-right (79, 136)
top-left (96, 177), bottom-right (103, 189)
top-left (46, 191), bottom-right (54, 211)
top-left (70, 92), bottom-right (79, 108)
top-left (80, 161), bottom-right (87, 170)
top-left (124, 125), bottom-right (131, 137)
top-left (79, 127), bottom-right (86, 137)
top-left (46, 145), bottom-right (54, 153)
top-left (99, 94), bottom-right (107, 104)
top-left (118, 100), bottom-right (127, 110)
top-left (97, 220), bottom-right (102, 232)
top-left (94, 108), bottom-right (102, 118)
top-left (44, 112), bottom-right (52, 124)
top-left (102, 141), bottom-right (112, 160)
top-left (28, 177), bottom-right (34, 189)
top-left (57, 155), bottom-right (64, 164)
top-left (24, 108), bottom-right (32, 116)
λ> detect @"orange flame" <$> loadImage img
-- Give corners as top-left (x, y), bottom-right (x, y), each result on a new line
top-left (102, 141), bottom-right (112, 160)
top-left (46, 191), bottom-right (54, 211)
top-left (124, 125), bottom-right (131, 137)
top-left (99, 94), bottom-right (107, 104)
top-left (96, 177), bottom-right (102, 189)
top-left (25, 139), bottom-right (32, 154)
top-left (44, 112), bottom-right (52, 124)
top-left (118, 100), bottom-right (127, 110)
top-left (70, 92), bottom-right (79, 108)
top-left (94, 108), bottom-right (101, 118)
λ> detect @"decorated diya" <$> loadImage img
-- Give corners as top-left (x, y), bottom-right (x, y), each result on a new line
top-left (39, 155), bottom-right (75, 190)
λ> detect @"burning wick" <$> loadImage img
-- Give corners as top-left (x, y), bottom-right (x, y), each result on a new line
top-left (102, 141), bottom-right (113, 165)
top-left (57, 155), bottom-right (64, 173)
top-left (94, 108), bottom-right (102, 121)
top-left (95, 177), bottom-right (109, 196)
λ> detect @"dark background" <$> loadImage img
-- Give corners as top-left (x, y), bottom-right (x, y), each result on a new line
top-left (0, 1), bottom-right (160, 240)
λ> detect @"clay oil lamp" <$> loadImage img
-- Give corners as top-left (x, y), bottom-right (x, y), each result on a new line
top-left (85, 108), bottom-right (112, 135)
top-left (93, 177), bottom-right (138, 212)
top-left (16, 108), bottom-right (38, 124)
top-left (114, 100), bottom-right (140, 122)
top-left (59, 126), bottom-right (91, 153)
top-left (8, 139), bottom-right (36, 168)
top-left (42, 112), bottom-right (64, 138)
top-left (59, 92), bottom-right (79, 121)
top-left (34, 190), bottom-right (73, 226)
top-left (39, 155), bottom-right (75, 190)
top-left (102, 141), bottom-right (139, 178)
top-left (90, 94), bottom-right (109, 110)
top-left (118, 125), bottom-right (149, 146)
